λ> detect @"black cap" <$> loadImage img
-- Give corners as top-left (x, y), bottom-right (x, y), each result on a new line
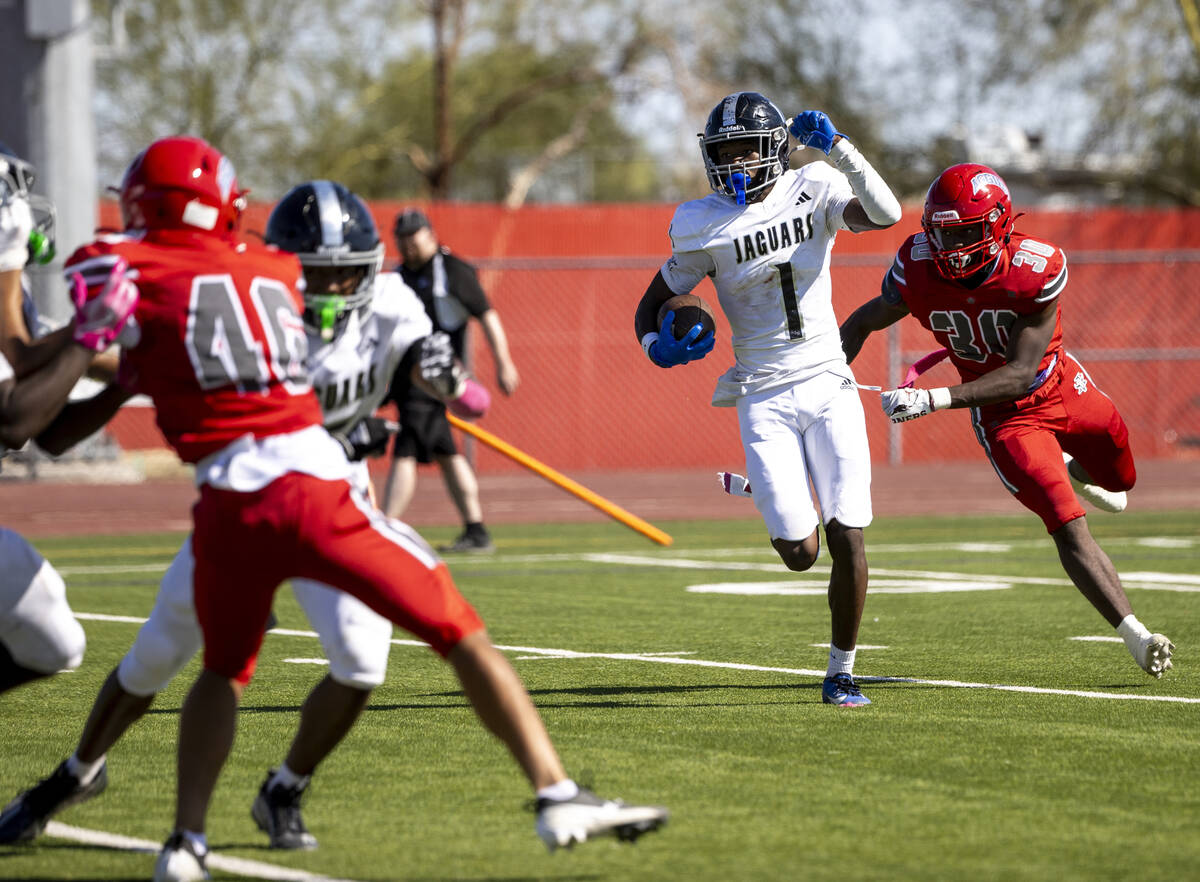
top-left (393, 207), bottom-right (430, 238)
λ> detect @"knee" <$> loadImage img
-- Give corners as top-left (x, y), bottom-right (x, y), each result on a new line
top-left (12, 615), bottom-right (86, 675)
top-left (824, 521), bottom-right (865, 563)
top-left (44, 618), bottom-right (86, 673)
top-left (774, 536), bottom-right (820, 572)
top-left (326, 645), bottom-right (388, 689)
top-left (118, 626), bottom-right (198, 696)
top-left (56, 620), bottom-right (87, 672)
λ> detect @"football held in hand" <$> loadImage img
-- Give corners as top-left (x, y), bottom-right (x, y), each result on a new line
top-left (658, 293), bottom-right (716, 342)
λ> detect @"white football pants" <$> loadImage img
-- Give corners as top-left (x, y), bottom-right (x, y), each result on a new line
top-left (0, 527), bottom-right (86, 674)
top-left (118, 532), bottom-right (394, 696)
top-left (737, 367), bottom-right (874, 541)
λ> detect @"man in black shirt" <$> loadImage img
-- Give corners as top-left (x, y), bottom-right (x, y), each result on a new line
top-left (382, 208), bottom-right (520, 552)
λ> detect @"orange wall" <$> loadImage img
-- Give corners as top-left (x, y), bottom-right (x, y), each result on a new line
top-left (99, 202), bottom-right (1200, 470)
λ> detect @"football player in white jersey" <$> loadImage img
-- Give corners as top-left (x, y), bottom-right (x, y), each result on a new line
top-left (634, 92), bottom-right (902, 707)
top-left (0, 181), bottom-right (488, 849)
top-left (0, 144), bottom-right (139, 695)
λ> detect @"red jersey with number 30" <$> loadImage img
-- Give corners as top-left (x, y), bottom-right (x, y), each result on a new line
top-left (65, 229), bottom-right (323, 462)
top-left (882, 231), bottom-right (1068, 387)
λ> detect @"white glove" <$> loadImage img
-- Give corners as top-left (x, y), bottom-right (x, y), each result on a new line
top-left (0, 197), bottom-right (33, 272)
top-left (881, 387), bottom-right (951, 423)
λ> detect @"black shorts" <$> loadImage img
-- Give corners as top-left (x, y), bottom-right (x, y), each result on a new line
top-left (393, 393), bottom-right (458, 463)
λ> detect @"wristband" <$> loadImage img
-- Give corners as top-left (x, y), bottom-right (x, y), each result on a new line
top-left (930, 387), bottom-right (952, 411)
top-left (640, 331), bottom-right (660, 361)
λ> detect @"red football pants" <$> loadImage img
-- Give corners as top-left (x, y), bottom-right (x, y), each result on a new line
top-left (971, 354), bottom-right (1136, 533)
top-left (191, 473), bottom-right (484, 683)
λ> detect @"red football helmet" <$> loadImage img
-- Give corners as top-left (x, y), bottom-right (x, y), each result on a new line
top-left (118, 136), bottom-right (246, 238)
top-left (921, 163), bottom-right (1014, 279)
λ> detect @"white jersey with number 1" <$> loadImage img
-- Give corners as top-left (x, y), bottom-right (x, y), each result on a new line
top-left (659, 162), bottom-right (855, 406)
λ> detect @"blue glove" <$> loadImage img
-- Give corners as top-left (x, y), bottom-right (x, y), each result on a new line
top-left (788, 110), bottom-right (843, 155)
top-left (648, 310), bottom-right (715, 368)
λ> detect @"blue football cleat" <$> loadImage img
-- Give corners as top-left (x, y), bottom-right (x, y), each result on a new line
top-left (821, 673), bottom-right (871, 707)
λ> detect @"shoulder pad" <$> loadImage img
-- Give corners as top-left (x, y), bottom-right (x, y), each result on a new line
top-left (1008, 235), bottom-right (1067, 304)
top-left (669, 195), bottom-right (732, 252)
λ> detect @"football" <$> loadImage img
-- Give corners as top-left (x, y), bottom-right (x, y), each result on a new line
top-left (657, 293), bottom-right (716, 341)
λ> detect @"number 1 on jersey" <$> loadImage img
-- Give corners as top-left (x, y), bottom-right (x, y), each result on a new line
top-left (774, 262), bottom-right (805, 340)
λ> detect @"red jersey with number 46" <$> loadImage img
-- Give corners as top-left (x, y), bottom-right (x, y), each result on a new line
top-left (882, 231), bottom-right (1068, 389)
top-left (65, 229), bottom-right (322, 462)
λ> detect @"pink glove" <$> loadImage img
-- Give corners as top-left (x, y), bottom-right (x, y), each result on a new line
top-left (72, 257), bottom-right (140, 352)
top-left (447, 378), bottom-right (490, 419)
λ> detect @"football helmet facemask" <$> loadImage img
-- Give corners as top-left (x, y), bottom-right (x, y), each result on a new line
top-left (922, 163), bottom-right (1015, 280)
top-left (699, 92), bottom-right (789, 204)
top-left (0, 142), bottom-right (57, 265)
top-left (264, 180), bottom-right (384, 342)
top-left (118, 135), bottom-right (246, 239)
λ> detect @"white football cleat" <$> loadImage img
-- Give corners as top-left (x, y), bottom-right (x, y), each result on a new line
top-left (1063, 453), bottom-right (1127, 513)
top-left (535, 788), bottom-right (667, 852)
top-left (153, 832), bottom-right (210, 882)
top-left (1132, 633), bottom-right (1175, 679)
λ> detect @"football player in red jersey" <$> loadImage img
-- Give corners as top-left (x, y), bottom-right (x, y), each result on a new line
top-left (54, 136), bottom-right (664, 882)
top-left (840, 163), bottom-right (1173, 680)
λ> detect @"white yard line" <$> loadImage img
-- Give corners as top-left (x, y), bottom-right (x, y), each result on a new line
top-left (687, 580), bottom-right (1012, 595)
top-left (44, 822), bottom-right (361, 882)
top-left (73, 603), bottom-right (1195, 705)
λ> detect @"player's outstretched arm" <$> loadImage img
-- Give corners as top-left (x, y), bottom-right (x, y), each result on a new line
top-left (882, 300), bottom-right (1059, 424)
top-left (840, 294), bottom-right (909, 365)
top-left (407, 331), bottom-right (491, 419)
top-left (0, 345), bottom-right (94, 448)
top-left (35, 381), bottom-right (133, 455)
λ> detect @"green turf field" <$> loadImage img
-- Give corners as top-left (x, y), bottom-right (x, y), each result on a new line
top-left (1, 510), bottom-right (1196, 881)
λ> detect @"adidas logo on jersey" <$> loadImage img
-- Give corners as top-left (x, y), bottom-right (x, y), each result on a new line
top-left (733, 212), bottom-right (815, 265)
top-left (795, 192), bottom-right (812, 204)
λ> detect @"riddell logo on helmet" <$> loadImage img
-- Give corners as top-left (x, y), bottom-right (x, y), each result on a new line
top-left (931, 210), bottom-right (960, 222)
top-left (970, 172), bottom-right (1009, 196)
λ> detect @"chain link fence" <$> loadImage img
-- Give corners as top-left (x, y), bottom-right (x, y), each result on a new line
top-left (4, 205), bottom-right (1197, 486)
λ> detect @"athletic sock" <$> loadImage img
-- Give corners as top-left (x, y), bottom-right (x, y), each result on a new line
top-left (465, 521), bottom-right (489, 538)
top-left (536, 779), bottom-right (580, 803)
top-left (1117, 614), bottom-right (1151, 656)
top-left (826, 644), bottom-right (857, 678)
top-left (271, 763), bottom-right (310, 791)
top-left (66, 753), bottom-right (106, 786)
